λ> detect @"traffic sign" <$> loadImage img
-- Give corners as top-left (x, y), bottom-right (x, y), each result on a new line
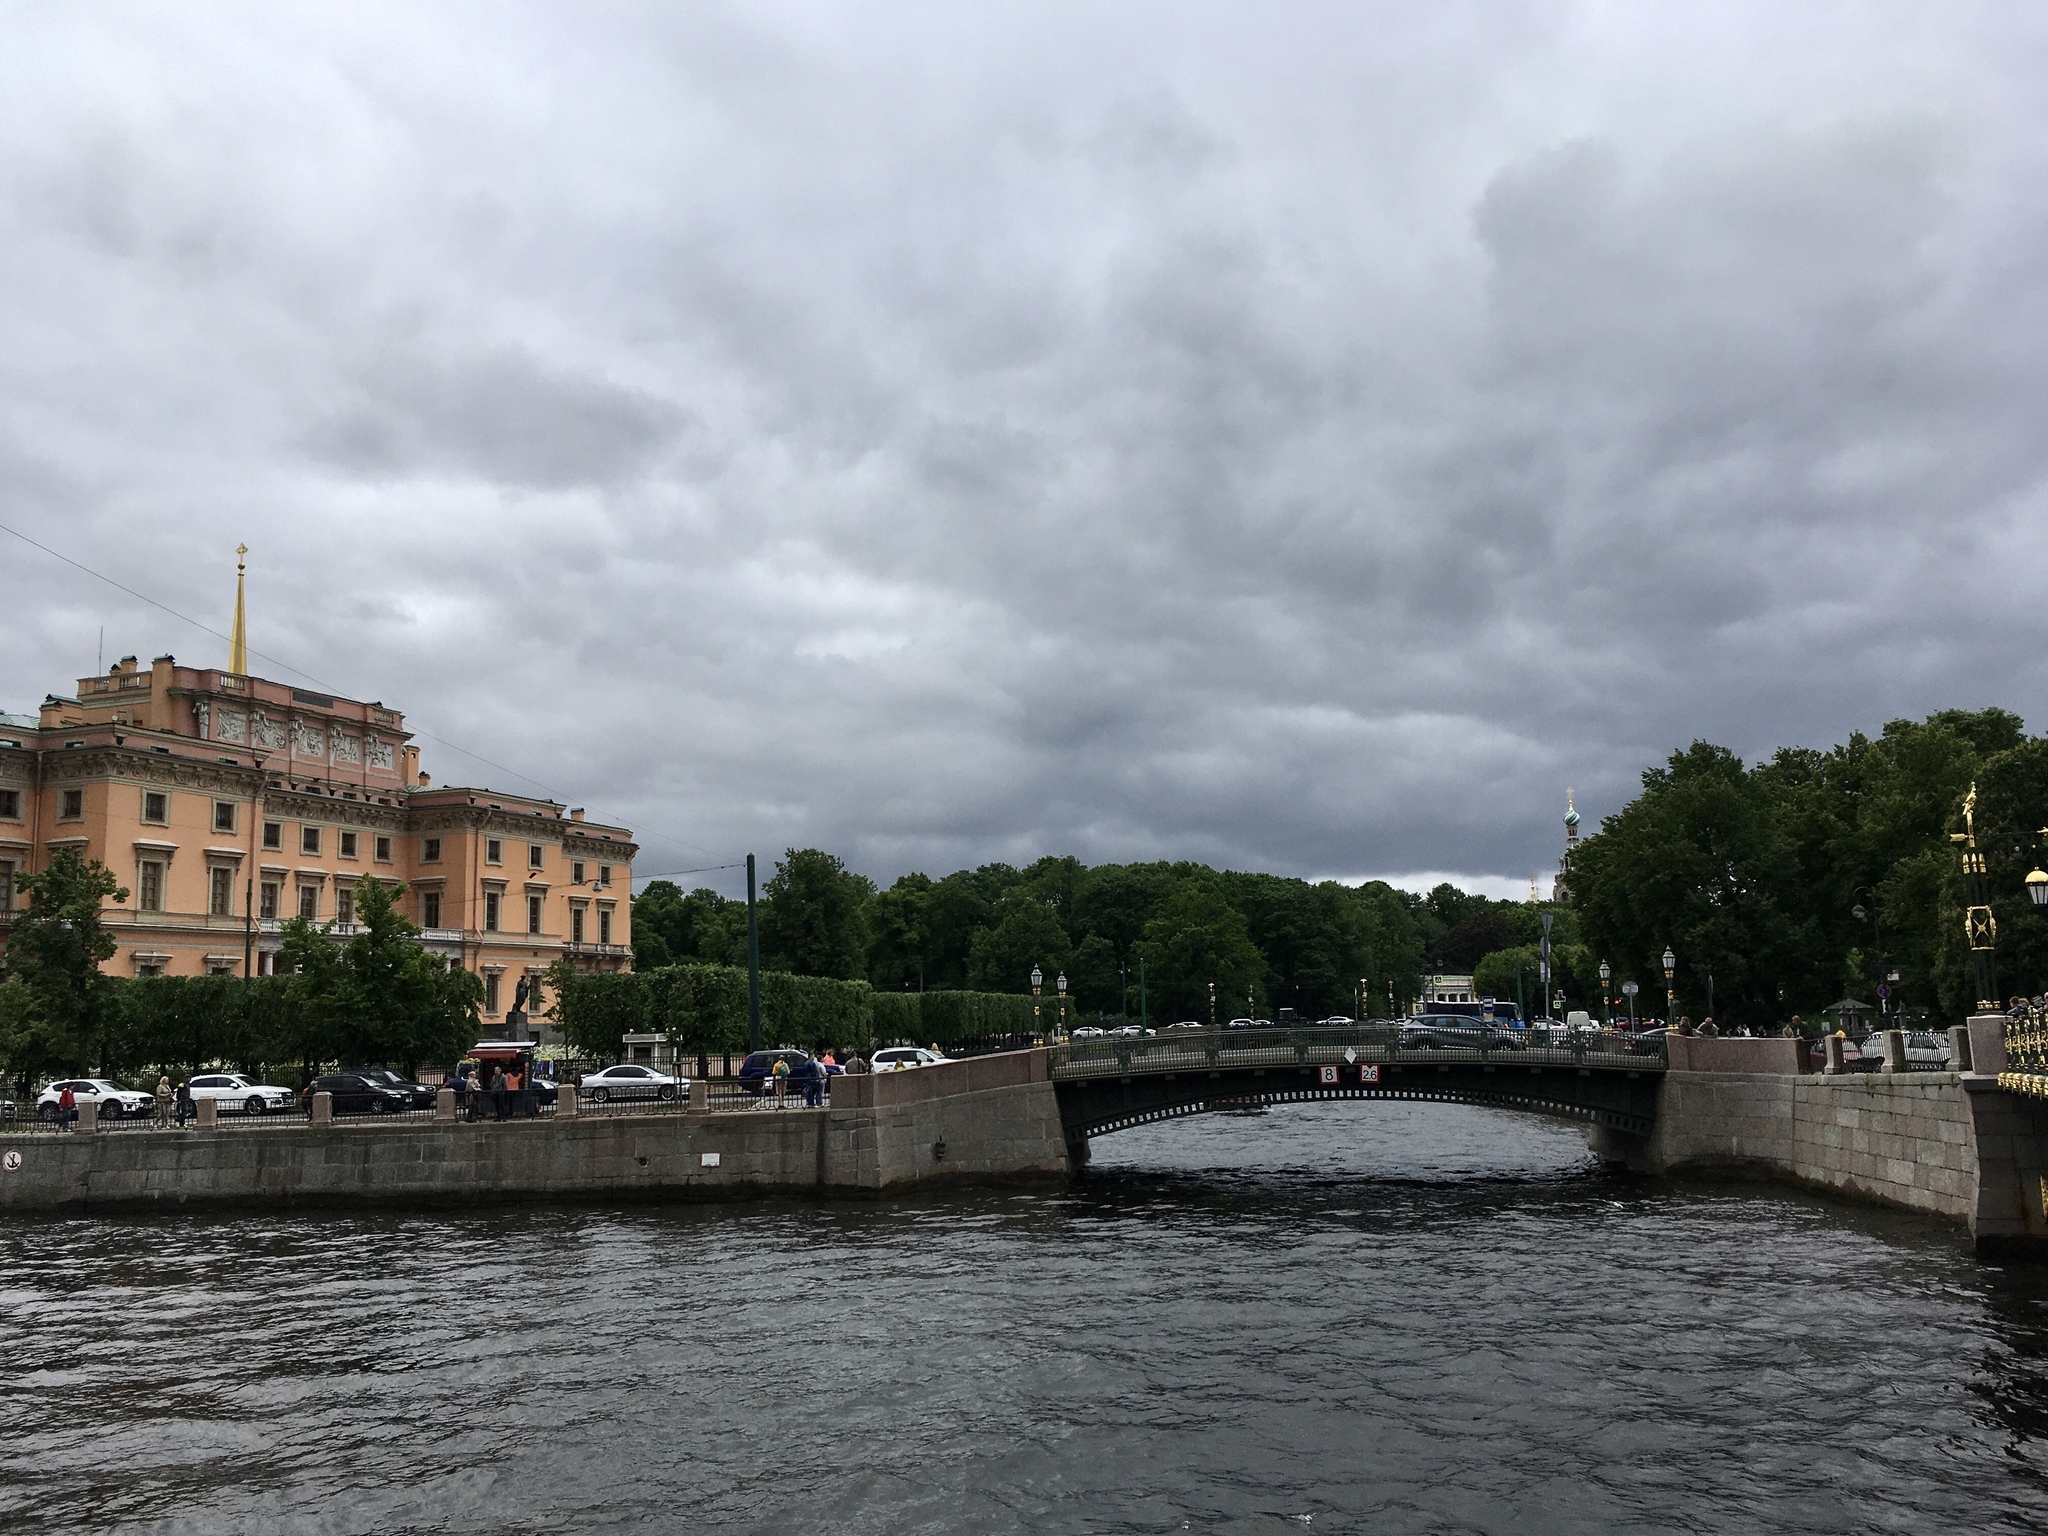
top-left (1358, 1064), bottom-right (1380, 1084)
top-left (1878, 984), bottom-right (1891, 999)
top-left (1621, 982), bottom-right (1639, 996)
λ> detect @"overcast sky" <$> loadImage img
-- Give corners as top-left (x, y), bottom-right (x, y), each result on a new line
top-left (3, 2), bottom-right (2045, 900)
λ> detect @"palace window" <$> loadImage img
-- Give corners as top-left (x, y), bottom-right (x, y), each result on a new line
top-left (137, 960), bottom-right (165, 978)
top-left (60, 789), bottom-right (83, 820)
top-left (260, 882), bottom-right (279, 920)
top-left (301, 827), bottom-right (321, 856)
top-left (336, 885), bottom-right (355, 925)
top-left (263, 821), bottom-right (281, 850)
top-left (484, 891), bottom-right (501, 932)
top-left (213, 801), bottom-right (236, 833)
top-left (143, 792), bottom-right (167, 824)
top-left (484, 972), bottom-right (501, 1015)
top-left (0, 789), bottom-right (20, 820)
top-left (375, 835), bottom-right (392, 862)
top-left (139, 861), bottom-right (164, 912)
top-left (486, 838), bottom-right (503, 864)
top-left (422, 837), bottom-right (442, 862)
top-left (0, 859), bottom-right (14, 912)
top-left (598, 865), bottom-right (612, 887)
top-left (528, 844), bottom-right (544, 870)
top-left (528, 894), bottom-right (543, 935)
top-left (572, 861), bottom-right (585, 884)
top-left (209, 867), bottom-right (233, 917)
top-left (571, 907), bottom-right (585, 945)
top-left (339, 831), bottom-right (357, 860)
top-left (598, 907), bottom-right (613, 945)
top-left (422, 890), bottom-right (442, 929)
top-left (298, 885), bottom-right (318, 920)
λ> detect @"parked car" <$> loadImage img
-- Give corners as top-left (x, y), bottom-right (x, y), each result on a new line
top-left (737, 1049), bottom-right (816, 1095)
top-left (577, 1064), bottom-right (684, 1104)
top-left (1225, 1017), bottom-right (1257, 1030)
top-left (1627, 1026), bottom-right (1677, 1057)
top-left (1317, 1016), bottom-right (1356, 1027)
top-left (37, 1078), bottom-right (154, 1123)
top-left (1397, 1015), bottom-right (1525, 1052)
top-left (871, 1046), bottom-right (953, 1071)
top-left (1855, 1030), bottom-right (1952, 1070)
top-left (347, 1069), bottom-right (437, 1109)
top-left (1164, 1020), bottom-right (1206, 1031)
top-left (1072, 1026), bottom-right (1107, 1040)
top-left (184, 1073), bottom-right (300, 1116)
top-left (1, 1095), bottom-right (15, 1122)
top-left (300, 1073), bottom-right (415, 1115)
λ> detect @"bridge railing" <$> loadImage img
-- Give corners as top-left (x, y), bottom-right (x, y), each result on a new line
top-left (1046, 1023), bottom-right (1663, 1079)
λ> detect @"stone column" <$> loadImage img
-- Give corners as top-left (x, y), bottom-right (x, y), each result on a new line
top-left (1824, 1036), bottom-right (1847, 1074)
top-left (77, 1100), bottom-right (98, 1133)
top-left (195, 1096), bottom-right (219, 1129)
top-left (1950, 1025), bottom-right (1975, 1073)
top-left (557, 1082), bottom-right (578, 1119)
top-left (1880, 1029), bottom-right (1908, 1073)
top-left (311, 1091), bottom-right (333, 1125)
top-left (1968, 1014), bottom-right (2009, 1076)
top-left (689, 1079), bottom-right (708, 1112)
top-left (435, 1087), bottom-right (455, 1121)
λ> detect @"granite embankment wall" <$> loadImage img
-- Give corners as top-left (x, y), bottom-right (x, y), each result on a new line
top-left (0, 1052), bottom-right (1073, 1214)
top-left (1632, 1034), bottom-right (2048, 1254)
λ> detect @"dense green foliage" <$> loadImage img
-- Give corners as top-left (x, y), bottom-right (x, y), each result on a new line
top-left (1568, 708), bottom-right (2042, 1028)
top-left (1, 869), bottom-right (484, 1088)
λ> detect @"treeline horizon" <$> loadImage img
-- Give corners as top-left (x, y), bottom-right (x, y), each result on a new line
top-left (636, 705), bottom-right (2048, 1030)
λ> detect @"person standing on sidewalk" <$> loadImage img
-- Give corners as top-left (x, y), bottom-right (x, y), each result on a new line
top-left (175, 1078), bottom-right (194, 1128)
top-left (57, 1083), bottom-right (76, 1131)
top-left (154, 1074), bottom-right (172, 1127)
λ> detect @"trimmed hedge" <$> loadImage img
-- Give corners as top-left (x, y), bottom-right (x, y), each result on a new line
top-left (554, 969), bottom-right (1048, 1057)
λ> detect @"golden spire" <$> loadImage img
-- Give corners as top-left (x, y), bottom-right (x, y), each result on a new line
top-left (230, 544), bottom-right (248, 675)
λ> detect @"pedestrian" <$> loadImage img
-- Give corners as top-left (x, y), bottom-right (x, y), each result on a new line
top-left (772, 1055), bottom-right (790, 1109)
top-left (1699, 1017), bottom-right (1719, 1038)
top-left (175, 1078), bottom-right (194, 1128)
top-left (57, 1082), bottom-right (76, 1132)
top-left (1677, 1016), bottom-right (1694, 1036)
top-left (154, 1074), bottom-right (172, 1127)
top-left (489, 1065), bottom-right (509, 1122)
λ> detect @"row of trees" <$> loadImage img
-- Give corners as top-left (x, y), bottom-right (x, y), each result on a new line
top-left (636, 850), bottom-right (1583, 1024)
top-left (1, 850), bottom-right (481, 1086)
top-left (1570, 707), bottom-right (2048, 1031)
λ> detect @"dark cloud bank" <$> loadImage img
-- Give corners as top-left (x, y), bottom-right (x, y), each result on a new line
top-left (2, 2), bottom-right (2045, 898)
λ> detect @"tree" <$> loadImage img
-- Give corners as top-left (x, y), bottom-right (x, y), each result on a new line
top-left (1135, 882), bottom-right (1265, 1021)
top-left (0, 848), bottom-right (127, 1083)
top-left (761, 849), bottom-right (874, 979)
top-left (965, 898), bottom-right (1072, 993)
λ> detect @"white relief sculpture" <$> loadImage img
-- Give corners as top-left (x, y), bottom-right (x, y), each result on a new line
top-left (292, 719), bottom-right (327, 757)
top-left (252, 712), bottom-right (287, 750)
top-left (367, 738), bottom-right (396, 770)
top-left (215, 709), bottom-right (248, 744)
top-left (332, 731), bottom-right (362, 764)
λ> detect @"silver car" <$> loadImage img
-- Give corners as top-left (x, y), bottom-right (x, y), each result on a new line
top-left (577, 1065), bottom-right (685, 1103)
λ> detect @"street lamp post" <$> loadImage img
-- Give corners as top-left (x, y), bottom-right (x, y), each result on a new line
top-left (1662, 946), bottom-right (1676, 1026)
top-left (1621, 980), bottom-right (1638, 1026)
top-left (1031, 964), bottom-right (1043, 1043)
top-left (1598, 960), bottom-right (1611, 1027)
top-left (1852, 888), bottom-right (1883, 1022)
top-left (1208, 979), bottom-right (1215, 1028)
top-left (1056, 971), bottom-right (1067, 1042)
top-left (1954, 784), bottom-right (2000, 1014)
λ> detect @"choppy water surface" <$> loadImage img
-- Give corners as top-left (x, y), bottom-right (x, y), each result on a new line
top-left (7, 1102), bottom-right (2048, 1534)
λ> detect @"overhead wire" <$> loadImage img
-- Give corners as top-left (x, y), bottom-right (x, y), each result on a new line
top-left (0, 518), bottom-right (734, 865)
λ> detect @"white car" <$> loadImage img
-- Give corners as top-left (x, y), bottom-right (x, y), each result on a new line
top-left (1164, 1020), bottom-right (1205, 1031)
top-left (37, 1078), bottom-right (154, 1123)
top-left (577, 1064), bottom-right (686, 1103)
top-left (185, 1073), bottom-right (298, 1116)
top-left (871, 1047), bottom-right (950, 1071)
top-left (1071, 1026), bottom-right (1107, 1040)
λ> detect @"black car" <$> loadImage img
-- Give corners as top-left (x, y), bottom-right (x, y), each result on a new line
top-left (736, 1049), bottom-right (815, 1096)
top-left (302, 1073), bottom-right (415, 1115)
top-left (1397, 1014), bottom-right (1525, 1051)
top-left (351, 1069), bottom-right (437, 1109)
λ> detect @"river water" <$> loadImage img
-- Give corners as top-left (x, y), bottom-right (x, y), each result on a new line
top-left (6, 1102), bottom-right (2048, 1534)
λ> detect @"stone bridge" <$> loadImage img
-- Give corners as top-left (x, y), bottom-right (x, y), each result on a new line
top-left (1046, 1025), bottom-right (1665, 1159)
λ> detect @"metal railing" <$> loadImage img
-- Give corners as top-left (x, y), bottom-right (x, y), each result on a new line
top-left (1047, 1022), bottom-right (1665, 1080)
top-left (2000, 1002), bottom-right (2048, 1099)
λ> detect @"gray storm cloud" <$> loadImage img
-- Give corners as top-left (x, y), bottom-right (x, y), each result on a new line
top-left (2, 1), bottom-right (2044, 898)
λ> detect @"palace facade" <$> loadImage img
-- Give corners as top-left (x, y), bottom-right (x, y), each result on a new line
top-left (0, 652), bottom-right (635, 1028)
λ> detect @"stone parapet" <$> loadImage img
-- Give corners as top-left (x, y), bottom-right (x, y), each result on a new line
top-left (1663, 1035), bottom-right (1806, 1074)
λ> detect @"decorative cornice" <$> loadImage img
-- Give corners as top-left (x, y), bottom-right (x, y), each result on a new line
top-left (42, 747), bottom-right (266, 797)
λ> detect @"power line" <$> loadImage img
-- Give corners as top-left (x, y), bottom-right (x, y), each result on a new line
top-left (1, 518), bottom-right (732, 860)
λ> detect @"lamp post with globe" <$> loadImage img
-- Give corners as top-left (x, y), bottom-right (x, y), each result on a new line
top-left (1598, 960), bottom-right (1612, 1027)
top-left (1031, 964), bottom-right (1043, 1043)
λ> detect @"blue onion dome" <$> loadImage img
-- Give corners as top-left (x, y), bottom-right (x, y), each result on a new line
top-left (1564, 808), bottom-right (1580, 828)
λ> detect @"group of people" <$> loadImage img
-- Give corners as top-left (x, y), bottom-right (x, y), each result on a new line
top-left (450, 1060), bottom-right (538, 1121)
